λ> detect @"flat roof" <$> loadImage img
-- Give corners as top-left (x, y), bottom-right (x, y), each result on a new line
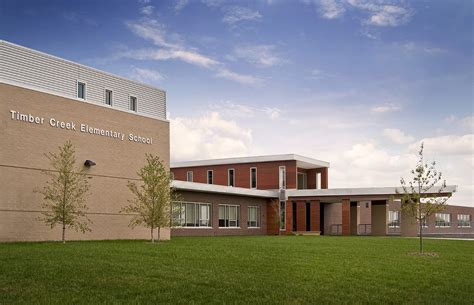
top-left (171, 154), bottom-right (330, 169)
top-left (286, 185), bottom-right (457, 198)
top-left (172, 180), bottom-right (279, 198)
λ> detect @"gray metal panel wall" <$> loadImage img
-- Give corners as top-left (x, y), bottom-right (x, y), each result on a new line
top-left (0, 40), bottom-right (166, 120)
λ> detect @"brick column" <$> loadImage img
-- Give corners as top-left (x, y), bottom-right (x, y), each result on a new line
top-left (321, 168), bottom-right (329, 189)
top-left (310, 200), bottom-right (321, 232)
top-left (266, 199), bottom-right (280, 235)
top-left (296, 201), bottom-right (306, 232)
top-left (342, 199), bottom-right (351, 236)
top-left (285, 200), bottom-right (293, 235)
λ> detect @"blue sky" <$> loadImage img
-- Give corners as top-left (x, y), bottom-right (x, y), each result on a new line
top-left (1, 0), bottom-right (473, 205)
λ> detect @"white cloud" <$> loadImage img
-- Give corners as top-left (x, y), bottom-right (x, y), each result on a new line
top-left (233, 45), bottom-right (284, 68)
top-left (140, 5), bottom-right (154, 15)
top-left (400, 42), bottom-right (446, 55)
top-left (222, 6), bottom-right (262, 25)
top-left (409, 135), bottom-right (474, 156)
top-left (371, 103), bottom-right (401, 113)
top-left (461, 116), bottom-right (474, 130)
top-left (131, 67), bottom-right (165, 83)
top-left (209, 101), bottom-right (282, 119)
top-left (383, 128), bottom-right (415, 144)
top-left (319, 0), bottom-right (346, 19)
top-left (170, 111), bottom-right (252, 161)
top-left (124, 19), bottom-right (261, 85)
top-left (214, 68), bottom-right (263, 86)
top-left (304, 0), bottom-right (413, 27)
top-left (174, 0), bottom-right (189, 11)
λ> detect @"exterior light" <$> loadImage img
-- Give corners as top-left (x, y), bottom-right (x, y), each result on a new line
top-left (84, 160), bottom-right (96, 167)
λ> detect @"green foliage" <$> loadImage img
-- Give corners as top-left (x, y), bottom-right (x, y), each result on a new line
top-left (397, 142), bottom-right (452, 253)
top-left (121, 154), bottom-right (178, 242)
top-left (1, 237), bottom-right (473, 305)
top-left (36, 140), bottom-right (91, 242)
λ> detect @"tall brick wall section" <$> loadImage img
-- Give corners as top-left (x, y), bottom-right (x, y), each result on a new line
top-left (172, 160), bottom-right (298, 190)
top-left (341, 199), bottom-right (351, 235)
top-left (267, 199), bottom-right (280, 235)
top-left (296, 200), bottom-right (306, 231)
top-left (310, 200), bottom-right (321, 232)
top-left (305, 168), bottom-right (329, 189)
top-left (285, 200), bottom-right (293, 235)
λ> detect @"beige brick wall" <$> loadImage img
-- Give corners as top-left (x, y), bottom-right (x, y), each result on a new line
top-left (0, 83), bottom-right (171, 242)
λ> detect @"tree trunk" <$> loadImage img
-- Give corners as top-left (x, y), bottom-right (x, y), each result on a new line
top-left (157, 227), bottom-right (161, 242)
top-left (62, 223), bottom-right (66, 244)
top-left (151, 227), bottom-right (154, 243)
top-left (419, 221), bottom-right (423, 254)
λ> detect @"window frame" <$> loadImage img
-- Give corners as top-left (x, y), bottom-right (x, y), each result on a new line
top-left (172, 201), bottom-right (212, 228)
top-left (247, 206), bottom-right (260, 228)
top-left (457, 214), bottom-right (471, 228)
top-left (207, 170), bottom-right (213, 184)
top-left (228, 168), bottom-right (235, 187)
top-left (186, 171), bottom-right (193, 182)
top-left (435, 213), bottom-right (451, 228)
top-left (104, 88), bottom-right (113, 106)
top-left (297, 172), bottom-right (307, 189)
top-left (77, 80), bottom-right (86, 100)
top-left (219, 204), bottom-right (240, 228)
top-left (388, 210), bottom-right (400, 228)
top-left (250, 167), bottom-right (257, 189)
top-left (129, 95), bottom-right (138, 112)
top-left (279, 166), bottom-right (286, 189)
top-left (279, 200), bottom-right (286, 231)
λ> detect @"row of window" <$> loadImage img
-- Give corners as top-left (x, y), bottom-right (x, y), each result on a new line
top-left (388, 211), bottom-right (472, 228)
top-left (172, 202), bottom-right (261, 228)
top-left (77, 82), bottom-right (137, 112)
top-left (186, 166), bottom-right (289, 189)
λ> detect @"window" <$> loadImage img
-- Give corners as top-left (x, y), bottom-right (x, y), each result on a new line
top-left (280, 201), bottom-right (286, 230)
top-left (186, 171), bottom-right (193, 182)
top-left (421, 217), bottom-right (428, 228)
top-left (77, 82), bottom-right (86, 99)
top-left (458, 214), bottom-right (471, 228)
top-left (248, 206), bottom-right (260, 228)
top-left (129, 96), bottom-right (137, 112)
top-left (388, 211), bottom-right (400, 228)
top-left (219, 204), bottom-right (240, 228)
top-left (228, 169), bottom-right (235, 187)
top-left (105, 89), bottom-right (113, 106)
top-left (172, 202), bottom-right (211, 227)
top-left (316, 172), bottom-right (321, 189)
top-left (297, 172), bottom-right (307, 189)
top-left (435, 213), bottom-right (451, 227)
top-left (207, 170), bottom-right (213, 184)
top-left (250, 167), bottom-right (257, 189)
top-left (279, 166), bottom-right (286, 189)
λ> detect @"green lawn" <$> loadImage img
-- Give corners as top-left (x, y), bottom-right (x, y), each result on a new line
top-left (0, 236), bottom-right (473, 305)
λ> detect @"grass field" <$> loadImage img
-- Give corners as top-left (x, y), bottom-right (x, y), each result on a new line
top-left (1, 236), bottom-right (473, 305)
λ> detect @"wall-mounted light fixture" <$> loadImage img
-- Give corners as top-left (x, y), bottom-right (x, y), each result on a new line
top-left (84, 160), bottom-right (96, 167)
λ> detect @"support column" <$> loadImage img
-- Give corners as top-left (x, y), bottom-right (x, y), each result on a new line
top-left (350, 202), bottom-right (360, 235)
top-left (266, 199), bottom-right (280, 235)
top-left (400, 208), bottom-right (418, 237)
top-left (285, 200), bottom-right (293, 235)
top-left (371, 200), bottom-right (388, 236)
top-left (310, 200), bottom-right (321, 232)
top-left (321, 168), bottom-right (329, 189)
top-left (296, 201), bottom-right (306, 232)
top-left (342, 199), bottom-right (351, 236)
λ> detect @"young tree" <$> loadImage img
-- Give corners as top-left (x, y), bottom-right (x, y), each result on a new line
top-left (121, 154), bottom-right (177, 243)
top-left (397, 143), bottom-right (451, 254)
top-left (36, 141), bottom-right (91, 243)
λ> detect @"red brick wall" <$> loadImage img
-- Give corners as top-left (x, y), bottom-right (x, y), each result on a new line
top-left (266, 199), bottom-right (280, 235)
top-left (297, 168), bottom-right (329, 189)
top-left (296, 200), bottom-right (306, 231)
top-left (310, 200), bottom-right (321, 232)
top-left (172, 160), bottom-right (297, 190)
top-left (342, 199), bottom-right (350, 235)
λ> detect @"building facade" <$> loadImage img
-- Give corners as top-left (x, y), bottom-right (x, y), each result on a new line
top-left (1, 40), bottom-right (471, 242)
top-left (0, 40), bottom-right (171, 241)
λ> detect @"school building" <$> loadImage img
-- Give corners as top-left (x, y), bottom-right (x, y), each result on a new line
top-left (0, 40), bottom-right (472, 242)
